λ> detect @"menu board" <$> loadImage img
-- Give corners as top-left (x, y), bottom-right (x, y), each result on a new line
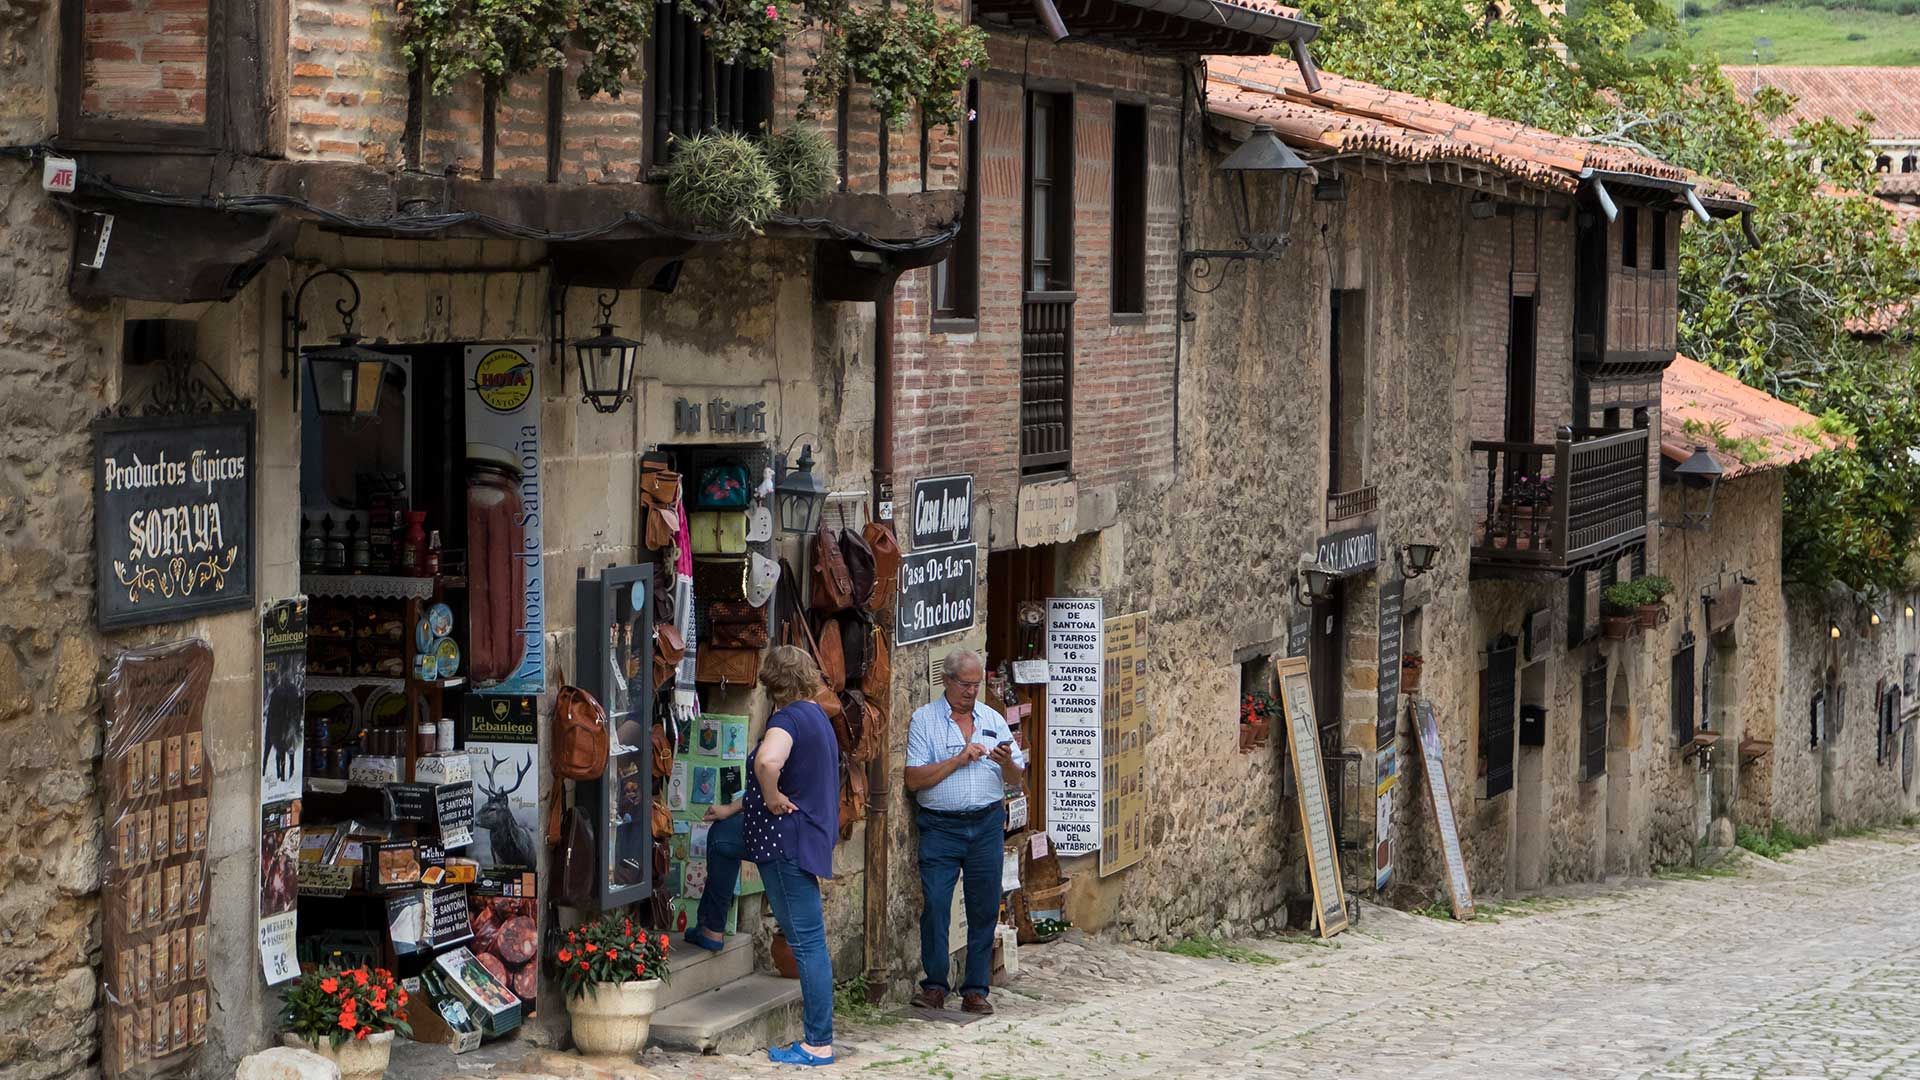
top-left (1412, 700), bottom-right (1475, 919)
top-left (1099, 612), bottom-right (1148, 877)
top-left (1045, 598), bottom-right (1104, 857)
top-left (102, 640), bottom-right (215, 1078)
top-left (1275, 656), bottom-right (1348, 938)
top-left (1374, 580), bottom-right (1402, 893)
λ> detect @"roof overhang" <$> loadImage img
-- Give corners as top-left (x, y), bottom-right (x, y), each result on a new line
top-left (977, 0), bottom-right (1319, 59)
top-left (1580, 167), bottom-right (1752, 222)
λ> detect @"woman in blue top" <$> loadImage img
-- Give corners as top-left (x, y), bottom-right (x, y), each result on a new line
top-left (743, 645), bottom-right (840, 1066)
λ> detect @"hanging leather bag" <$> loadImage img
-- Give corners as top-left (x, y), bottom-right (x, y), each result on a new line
top-left (810, 522), bottom-right (855, 612)
top-left (689, 512), bottom-right (750, 555)
top-left (838, 528), bottom-right (877, 609)
top-left (551, 806), bottom-right (595, 907)
top-left (838, 756), bottom-right (868, 842)
top-left (707, 601), bottom-right (771, 649)
top-left (839, 613), bottom-right (873, 684)
top-left (815, 616), bottom-right (846, 693)
top-left (652, 623), bottom-right (685, 689)
top-left (696, 647), bottom-right (762, 688)
top-left (553, 685), bottom-right (609, 781)
top-left (862, 520), bottom-right (901, 613)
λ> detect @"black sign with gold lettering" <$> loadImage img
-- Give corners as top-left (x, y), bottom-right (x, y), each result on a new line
top-left (94, 412), bottom-right (254, 630)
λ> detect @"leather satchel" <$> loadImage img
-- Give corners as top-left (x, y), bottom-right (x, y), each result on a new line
top-left (652, 622), bottom-right (685, 689)
top-left (552, 805), bottom-right (596, 907)
top-left (838, 756), bottom-right (867, 842)
top-left (862, 521), bottom-right (901, 613)
top-left (692, 556), bottom-right (748, 604)
top-left (696, 646), bottom-right (762, 687)
top-left (689, 511), bottom-right (749, 555)
top-left (652, 724), bottom-right (675, 779)
top-left (652, 797), bottom-right (673, 840)
top-left (810, 522), bottom-right (856, 612)
top-left (838, 528), bottom-right (876, 609)
top-left (708, 601), bottom-right (770, 649)
top-left (553, 685), bottom-right (609, 781)
top-left (815, 616), bottom-right (846, 692)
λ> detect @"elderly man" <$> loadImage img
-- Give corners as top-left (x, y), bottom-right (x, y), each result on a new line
top-left (904, 649), bottom-right (1026, 1015)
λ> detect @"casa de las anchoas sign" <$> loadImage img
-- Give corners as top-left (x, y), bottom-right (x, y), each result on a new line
top-left (94, 412), bottom-right (255, 630)
top-left (894, 543), bottom-right (977, 646)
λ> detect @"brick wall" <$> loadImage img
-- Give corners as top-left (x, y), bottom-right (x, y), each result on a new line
top-left (890, 33), bottom-right (1184, 540)
top-left (81, 0), bottom-right (207, 124)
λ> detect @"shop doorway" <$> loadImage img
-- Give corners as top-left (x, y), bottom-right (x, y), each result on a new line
top-left (1513, 660), bottom-right (1549, 891)
top-left (985, 546), bottom-right (1058, 829)
top-left (1310, 587), bottom-right (1346, 850)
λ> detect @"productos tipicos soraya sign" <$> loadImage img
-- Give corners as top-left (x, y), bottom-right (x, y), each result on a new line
top-left (93, 412), bottom-right (255, 630)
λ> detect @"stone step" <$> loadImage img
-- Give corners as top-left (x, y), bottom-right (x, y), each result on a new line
top-left (648, 974), bottom-right (802, 1056)
top-left (654, 932), bottom-right (754, 1011)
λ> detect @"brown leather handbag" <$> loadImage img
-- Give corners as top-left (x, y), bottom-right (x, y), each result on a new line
top-left (652, 797), bottom-right (673, 840)
top-left (815, 617), bottom-right (846, 692)
top-left (652, 724), bottom-right (675, 779)
top-left (810, 522), bottom-right (855, 612)
top-left (838, 756), bottom-right (867, 841)
top-left (696, 646), bottom-right (761, 687)
top-left (863, 521), bottom-right (901, 614)
top-left (552, 805), bottom-right (595, 907)
top-left (708, 601), bottom-right (770, 649)
top-left (862, 628), bottom-right (890, 701)
top-left (652, 623), bottom-right (685, 689)
top-left (553, 685), bottom-right (609, 781)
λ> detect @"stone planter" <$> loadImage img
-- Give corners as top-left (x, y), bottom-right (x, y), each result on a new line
top-left (1636, 603), bottom-right (1664, 630)
top-left (282, 1030), bottom-right (394, 1080)
top-left (1602, 614), bottom-right (1636, 640)
top-left (567, 979), bottom-right (663, 1057)
top-left (1239, 720), bottom-right (1269, 752)
top-left (1401, 664), bottom-right (1423, 692)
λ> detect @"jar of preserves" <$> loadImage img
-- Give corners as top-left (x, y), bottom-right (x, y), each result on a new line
top-left (466, 444), bottom-right (526, 685)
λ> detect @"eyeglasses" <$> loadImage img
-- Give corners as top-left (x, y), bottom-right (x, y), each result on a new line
top-left (946, 677), bottom-right (982, 689)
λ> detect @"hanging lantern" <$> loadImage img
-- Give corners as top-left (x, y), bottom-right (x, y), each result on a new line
top-left (775, 444), bottom-right (829, 535)
top-left (571, 291), bottom-right (640, 415)
top-left (307, 334), bottom-right (393, 419)
top-left (1219, 124), bottom-right (1312, 253)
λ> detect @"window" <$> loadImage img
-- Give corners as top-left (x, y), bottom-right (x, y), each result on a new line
top-left (1581, 661), bottom-right (1608, 781)
top-left (932, 82), bottom-right (980, 324)
top-left (1505, 295), bottom-right (1537, 442)
top-left (1111, 103), bottom-right (1147, 315)
top-left (1620, 206), bottom-right (1639, 269)
top-left (1328, 290), bottom-right (1368, 495)
top-left (649, 3), bottom-right (773, 166)
top-left (1650, 210), bottom-right (1668, 272)
top-left (1481, 636), bottom-right (1518, 798)
top-left (1810, 689), bottom-right (1825, 749)
top-left (1025, 92), bottom-right (1074, 292)
top-left (1239, 656), bottom-right (1278, 755)
top-left (1878, 679), bottom-right (1896, 765)
top-left (1671, 633), bottom-right (1696, 749)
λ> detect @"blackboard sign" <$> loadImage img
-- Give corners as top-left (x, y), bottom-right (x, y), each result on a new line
top-left (94, 412), bottom-right (254, 630)
top-left (1287, 610), bottom-right (1310, 659)
top-left (1316, 526), bottom-right (1379, 578)
top-left (910, 475), bottom-right (973, 548)
top-left (385, 784), bottom-right (435, 822)
top-left (1275, 656), bottom-right (1348, 938)
top-left (1377, 580), bottom-right (1403, 747)
top-left (894, 542), bottom-right (977, 646)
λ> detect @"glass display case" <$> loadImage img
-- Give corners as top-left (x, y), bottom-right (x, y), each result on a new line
top-left (576, 563), bottom-right (655, 910)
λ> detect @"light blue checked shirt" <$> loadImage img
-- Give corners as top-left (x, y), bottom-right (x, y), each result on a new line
top-left (905, 698), bottom-right (1028, 812)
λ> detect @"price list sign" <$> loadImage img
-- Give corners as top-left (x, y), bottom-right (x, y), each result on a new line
top-left (1045, 598), bottom-right (1104, 857)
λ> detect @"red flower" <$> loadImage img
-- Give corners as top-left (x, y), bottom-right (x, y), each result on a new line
top-left (558, 948), bottom-right (573, 963)
top-left (355, 1028), bottom-right (369, 1041)
top-left (584, 943), bottom-right (597, 953)
top-left (658, 934), bottom-right (669, 949)
top-left (337, 1009), bottom-right (356, 1031)
top-left (635, 964), bottom-right (645, 975)
top-left (608, 950), bottom-right (619, 962)
top-left (352, 970), bottom-right (369, 987)
top-left (578, 961), bottom-right (590, 971)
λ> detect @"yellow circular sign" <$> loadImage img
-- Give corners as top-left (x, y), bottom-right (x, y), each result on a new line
top-left (472, 348), bottom-right (534, 413)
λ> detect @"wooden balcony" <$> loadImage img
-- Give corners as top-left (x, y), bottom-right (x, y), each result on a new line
top-left (1470, 427), bottom-right (1649, 580)
top-left (1326, 484), bottom-right (1378, 526)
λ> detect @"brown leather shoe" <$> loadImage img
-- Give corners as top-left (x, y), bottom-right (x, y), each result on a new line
top-left (910, 986), bottom-right (947, 1010)
top-left (961, 992), bottom-right (994, 1015)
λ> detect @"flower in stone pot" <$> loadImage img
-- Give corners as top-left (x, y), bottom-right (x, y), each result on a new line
top-left (1240, 691), bottom-right (1276, 750)
top-left (280, 966), bottom-right (410, 1080)
top-left (1633, 576), bottom-right (1674, 629)
top-left (559, 912), bottom-right (673, 1056)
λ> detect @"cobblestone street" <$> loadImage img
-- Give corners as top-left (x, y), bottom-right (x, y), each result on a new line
top-left (630, 828), bottom-right (1920, 1080)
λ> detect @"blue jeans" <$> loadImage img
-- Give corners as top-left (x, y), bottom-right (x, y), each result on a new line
top-left (916, 803), bottom-right (1004, 998)
top-left (695, 815), bottom-right (746, 935)
top-left (760, 855), bottom-right (833, 1047)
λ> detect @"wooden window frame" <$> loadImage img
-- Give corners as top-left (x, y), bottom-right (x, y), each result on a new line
top-left (642, 1), bottom-right (774, 175)
top-left (1481, 636), bottom-right (1518, 799)
top-left (1580, 660), bottom-right (1608, 781)
top-left (1671, 633), bottom-right (1696, 750)
top-left (1110, 101), bottom-right (1148, 318)
top-left (1810, 689), bottom-right (1825, 749)
top-left (932, 81), bottom-right (981, 329)
top-left (60, 0), bottom-right (230, 148)
top-left (1619, 205), bottom-right (1639, 269)
top-left (1650, 209), bottom-right (1668, 272)
top-left (1024, 90), bottom-right (1074, 294)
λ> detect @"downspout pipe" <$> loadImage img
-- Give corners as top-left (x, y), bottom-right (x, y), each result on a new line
top-left (865, 288), bottom-right (895, 1003)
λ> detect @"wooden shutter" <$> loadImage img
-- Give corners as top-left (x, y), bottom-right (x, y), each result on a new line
top-left (1671, 633), bottom-right (1696, 749)
top-left (1481, 637), bottom-right (1518, 798)
top-left (1581, 661), bottom-right (1608, 780)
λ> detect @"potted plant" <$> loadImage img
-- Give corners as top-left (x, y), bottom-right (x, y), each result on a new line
top-left (1634, 576), bottom-right (1674, 629)
top-left (1401, 653), bottom-right (1425, 692)
top-left (1240, 691), bottom-right (1277, 751)
top-left (1501, 474), bottom-right (1555, 547)
top-left (560, 911), bottom-right (673, 1056)
top-left (1601, 581), bottom-right (1642, 640)
top-left (280, 966), bottom-right (411, 1080)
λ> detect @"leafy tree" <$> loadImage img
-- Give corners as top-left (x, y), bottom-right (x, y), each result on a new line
top-left (1292, 0), bottom-right (1920, 593)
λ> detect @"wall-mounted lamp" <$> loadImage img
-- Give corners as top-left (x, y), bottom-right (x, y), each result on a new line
top-left (1292, 560), bottom-right (1337, 606)
top-left (283, 268), bottom-right (397, 419)
top-left (569, 291), bottom-right (640, 414)
top-left (1906, 602), bottom-right (1914, 620)
top-left (1660, 445), bottom-right (1724, 531)
top-left (1179, 124), bottom-right (1313, 315)
top-left (1398, 542), bottom-right (1440, 579)
top-left (1831, 621), bottom-right (1843, 640)
top-left (1871, 606), bottom-right (1885, 629)
top-left (774, 435), bottom-right (829, 535)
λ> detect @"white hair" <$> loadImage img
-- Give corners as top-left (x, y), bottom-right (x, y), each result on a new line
top-left (943, 649), bottom-right (986, 680)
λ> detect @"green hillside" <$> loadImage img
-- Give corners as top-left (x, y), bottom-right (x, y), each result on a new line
top-left (1639, 0), bottom-right (1920, 66)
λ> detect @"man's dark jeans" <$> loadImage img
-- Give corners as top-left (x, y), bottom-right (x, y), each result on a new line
top-left (916, 803), bottom-right (1004, 998)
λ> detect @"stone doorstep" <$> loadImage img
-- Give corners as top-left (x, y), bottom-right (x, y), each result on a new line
top-left (653, 933), bottom-right (755, 1011)
top-left (647, 974), bottom-right (805, 1055)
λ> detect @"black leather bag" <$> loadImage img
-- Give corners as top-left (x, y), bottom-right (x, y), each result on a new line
top-left (552, 806), bottom-right (596, 907)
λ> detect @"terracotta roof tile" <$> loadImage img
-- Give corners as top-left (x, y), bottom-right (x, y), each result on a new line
top-left (1661, 355), bottom-right (1844, 478)
top-left (1725, 66), bottom-right (1920, 141)
top-left (1206, 56), bottom-right (1745, 202)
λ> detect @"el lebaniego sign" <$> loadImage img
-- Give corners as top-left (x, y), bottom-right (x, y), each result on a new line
top-left (93, 412), bottom-right (255, 630)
